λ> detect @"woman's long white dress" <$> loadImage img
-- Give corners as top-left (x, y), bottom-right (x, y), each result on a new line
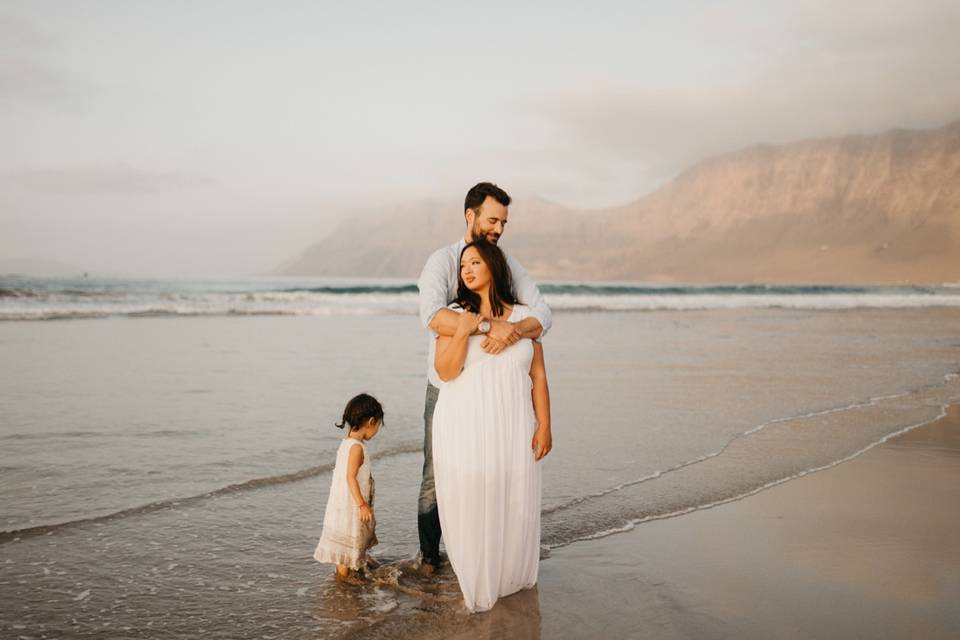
top-left (432, 304), bottom-right (542, 612)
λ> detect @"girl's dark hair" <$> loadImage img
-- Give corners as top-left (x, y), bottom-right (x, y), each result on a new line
top-left (335, 393), bottom-right (384, 431)
top-left (455, 238), bottom-right (517, 318)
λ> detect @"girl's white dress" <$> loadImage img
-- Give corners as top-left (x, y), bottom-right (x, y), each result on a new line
top-left (313, 437), bottom-right (377, 570)
top-left (432, 304), bottom-right (542, 612)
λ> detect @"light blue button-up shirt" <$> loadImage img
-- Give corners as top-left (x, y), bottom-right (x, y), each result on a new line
top-left (417, 238), bottom-right (553, 387)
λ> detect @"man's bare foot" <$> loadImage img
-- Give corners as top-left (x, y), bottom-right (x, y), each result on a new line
top-left (417, 560), bottom-right (436, 577)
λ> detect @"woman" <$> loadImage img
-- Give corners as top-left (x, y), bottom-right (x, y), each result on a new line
top-left (432, 238), bottom-right (552, 612)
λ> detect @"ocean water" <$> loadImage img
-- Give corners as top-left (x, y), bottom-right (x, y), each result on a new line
top-left (3, 275), bottom-right (960, 320)
top-left (2, 276), bottom-right (960, 638)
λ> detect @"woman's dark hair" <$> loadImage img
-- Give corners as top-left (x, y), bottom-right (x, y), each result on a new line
top-left (464, 182), bottom-right (511, 215)
top-left (335, 393), bottom-right (384, 431)
top-left (455, 238), bottom-right (517, 318)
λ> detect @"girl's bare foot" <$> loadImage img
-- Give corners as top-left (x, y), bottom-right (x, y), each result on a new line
top-left (334, 565), bottom-right (365, 585)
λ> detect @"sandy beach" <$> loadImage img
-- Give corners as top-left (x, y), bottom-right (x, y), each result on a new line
top-left (400, 404), bottom-right (960, 640)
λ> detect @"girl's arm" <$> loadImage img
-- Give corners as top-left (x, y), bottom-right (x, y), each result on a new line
top-left (345, 443), bottom-right (373, 522)
top-left (434, 311), bottom-right (481, 382)
top-left (530, 341), bottom-right (552, 460)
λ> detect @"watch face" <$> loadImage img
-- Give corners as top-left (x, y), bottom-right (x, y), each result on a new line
top-left (480, 321), bottom-right (491, 333)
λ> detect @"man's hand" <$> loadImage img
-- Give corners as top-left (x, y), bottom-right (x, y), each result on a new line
top-left (532, 426), bottom-right (552, 460)
top-left (482, 319), bottom-right (521, 353)
top-left (481, 337), bottom-right (507, 354)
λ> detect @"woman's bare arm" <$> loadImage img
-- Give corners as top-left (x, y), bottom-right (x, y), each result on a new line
top-left (434, 312), bottom-right (481, 381)
top-left (530, 341), bottom-right (552, 460)
top-left (429, 308), bottom-right (467, 336)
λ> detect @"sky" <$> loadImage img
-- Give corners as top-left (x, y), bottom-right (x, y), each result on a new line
top-left (2, 0), bottom-right (959, 276)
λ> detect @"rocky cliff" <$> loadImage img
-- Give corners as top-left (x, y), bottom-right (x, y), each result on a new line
top-left (280, 121), bottom-right (960, 283)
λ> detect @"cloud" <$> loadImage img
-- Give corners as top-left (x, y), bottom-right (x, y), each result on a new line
top-left (0, 13), bottom-right (76, 107)
top-left (0, 56), bottom-right (72, 105)
top-left (0, 13), bottom-right (56, 50)
top-left (0, 165), bottom-right (216, 195)
top-left (524, 1), bottom-right (960, 182)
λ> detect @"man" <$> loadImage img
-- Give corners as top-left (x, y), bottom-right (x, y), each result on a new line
top-left (416, 181), bottom-right (553, 572)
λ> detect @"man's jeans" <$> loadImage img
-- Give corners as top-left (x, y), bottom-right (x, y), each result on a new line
top-left (417, 382), bottom-right (442, 565)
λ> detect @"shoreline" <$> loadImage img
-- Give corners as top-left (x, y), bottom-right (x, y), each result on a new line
top-left (535, 403), bottom-right (960, 639)
top-left (373, 404), bottom-right (960, 639)
top-left (551, 389), bottom-right (956, 550)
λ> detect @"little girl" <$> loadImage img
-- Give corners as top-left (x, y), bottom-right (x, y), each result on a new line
top-left (313, 393), bottom-right (383, 579)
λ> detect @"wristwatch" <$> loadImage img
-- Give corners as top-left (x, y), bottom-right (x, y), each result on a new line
top-left (478, 319), bottom-right (491, 334)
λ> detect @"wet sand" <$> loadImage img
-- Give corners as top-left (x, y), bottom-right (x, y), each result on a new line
top-left (414, 404), bottom-right (960, 640)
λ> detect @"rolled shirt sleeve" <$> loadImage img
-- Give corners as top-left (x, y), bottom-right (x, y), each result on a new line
top-left (417, 248), bottom-right (452, 333)
top-left (506, 254), bottom-right (552, 339)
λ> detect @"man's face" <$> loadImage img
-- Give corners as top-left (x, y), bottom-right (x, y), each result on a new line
top-left (468, 196), bottom-right (508, 244)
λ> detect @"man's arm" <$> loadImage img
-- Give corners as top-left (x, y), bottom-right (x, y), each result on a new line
top-left (418, 247), bottom-right (488, 338)
top-left (418, 249), bottom-right (454, 335)
top-left (508, 256), bottom-right (552, 340)
top-left (510, 316), bottom-right (545, 340)
top-left (481, 255), bottom-right (552, 352)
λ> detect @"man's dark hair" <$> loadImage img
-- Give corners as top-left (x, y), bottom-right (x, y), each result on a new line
top-left (464, 182), bottom-right (511, 216)
top-left (455, 238), bottom-right (518, 319)
top-left (335, 393), bottom-right (384, 431)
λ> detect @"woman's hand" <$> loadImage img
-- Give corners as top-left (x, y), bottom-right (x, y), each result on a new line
top-left (358, 502), bottom-right (373, 523)
top-left (455, 311), bottom-right (481, 337)
top-left (532, 426), bottom-right (552, 460)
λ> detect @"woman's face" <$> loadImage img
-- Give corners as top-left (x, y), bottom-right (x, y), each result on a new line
top-left (460, 246), bottom-right (491, 292)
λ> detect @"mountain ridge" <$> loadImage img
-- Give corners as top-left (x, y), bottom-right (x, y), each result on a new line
top-left (279, 120), bottom-right (960, 284)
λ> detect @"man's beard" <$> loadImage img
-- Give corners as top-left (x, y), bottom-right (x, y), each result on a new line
top-left (471, 223), bottom-right (499, 244)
